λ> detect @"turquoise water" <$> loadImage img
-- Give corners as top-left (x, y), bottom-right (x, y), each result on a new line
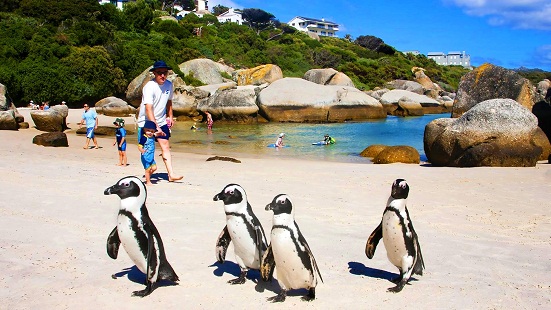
top-left (165, 114), bottom-right (448, 163)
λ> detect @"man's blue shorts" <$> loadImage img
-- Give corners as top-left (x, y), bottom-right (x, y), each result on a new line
top-left (86, 127), bottom-right (95, 139)
top-left (138, 124), bottom-right (171, 141)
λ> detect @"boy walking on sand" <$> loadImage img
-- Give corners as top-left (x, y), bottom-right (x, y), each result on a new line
top-left (138, 120), bottom-right (158, 185)
top-left (113, 118), bottom-right (127, 166)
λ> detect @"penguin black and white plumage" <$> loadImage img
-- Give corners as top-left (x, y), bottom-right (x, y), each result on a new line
top-left (104, 176), bottom-right (179, 297)
top-left (261, 194), bottom-right (323, 302)
top-left (213, 184), bottom-right (268, 284)
top-left (365, 179), bottom-right (425, 293)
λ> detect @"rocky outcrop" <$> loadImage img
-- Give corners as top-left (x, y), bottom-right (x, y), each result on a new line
top-left (95, 96), bottom-right (136, 117)
top-left (32, 132), bottom-right (68, 147)
top-left (303, 68), bottom-right (354, 87)
top-left (395, 97), bottom-right (424, 116)
top-left (178, 58), bottom-right (234, 85)
top-left (0, 110), bottom-right (18, 130)
top-left (385, 80), bottom-right (424, 94)
top-left (125, 70), bottom-right (155, 108)
top-left (257, 78), bottom-right (385, 122)
top-left (30, 107), bottom-right (68, 132)
top-left (532, 127), bottom-right (551, 160)
top-left (380, 89), bottom-right (443, 114)
top-left (372, 145), bottom-right (420, 164)
top-left (424, 98), bottom-right (542, 167)
top-left (197, 86), bottom-right (260, 123)
top-left (452, 63), bottom-right (536, 118)
top-left (536, 79), bottom-right (550, 103)
top-left (412, 67), bottom-right (441, 98)
top-left (234, 64), bottom-right (283, 86)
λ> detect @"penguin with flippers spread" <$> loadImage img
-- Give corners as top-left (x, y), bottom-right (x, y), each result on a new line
top-left (213, 184), bottom-right (268, 284)
top-left (365, 179), bottom-right (424, 292)
top-left (104, 176), bottom-right (179, 297)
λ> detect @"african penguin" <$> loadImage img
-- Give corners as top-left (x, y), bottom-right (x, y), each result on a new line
top-left (213, 184), bottom-right (268, 284)
top-left (104, 176), bottom-right (179, 297)
top-left (261, 194), bottom-right (323, 302)
top-left (365, 179), bottom-right (425, 292)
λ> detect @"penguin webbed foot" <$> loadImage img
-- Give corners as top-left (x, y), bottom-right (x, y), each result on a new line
top-left (301, 288), bottom-right (316, 301)
top-left (227, 270), bottom-right (247, 285)
top-left (390, 274), bottom-right (403, 284)
top-left (267, 290), bottom-right (287, 302)
top-left (387, 280), bottom-right (406, 293)
top-left (132, 282), bottom-right (154, 297)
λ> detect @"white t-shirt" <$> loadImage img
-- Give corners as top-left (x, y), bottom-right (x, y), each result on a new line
top-left (138, 79), bottom-right (174, 127)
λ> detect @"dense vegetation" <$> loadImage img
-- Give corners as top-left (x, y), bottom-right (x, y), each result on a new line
top-left (0, 0), bottom-right (491, 107)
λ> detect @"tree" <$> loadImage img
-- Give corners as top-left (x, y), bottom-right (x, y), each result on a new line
top-left (241, 8), bottom-right (275, 34)
top-left (123, 0), bottom-right (154, 33)
top-left (211, 4), bottom-right (229, 16)
top-left (180, 0), bottom-right (195, 11)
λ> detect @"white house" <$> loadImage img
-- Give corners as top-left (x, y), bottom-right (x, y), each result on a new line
top-left (287, 16), bottom-right (339, 37)
top-left (176, 0), bottom-right (210, 18)
top-left (427, 51), bottom-right (471, 68)
top-left (216, 8), bottom-right (243, 25)
top-left (98, 0), bottom-right (129, 10)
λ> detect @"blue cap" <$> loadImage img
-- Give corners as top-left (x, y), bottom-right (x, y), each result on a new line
top-left (144, 120), bottom-right (156, 130)
top-left (149, 60), bottom-right (172, 72)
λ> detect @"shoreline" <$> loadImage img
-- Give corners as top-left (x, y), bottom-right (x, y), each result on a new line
top-left (1, 108), bottom-right (550, 308)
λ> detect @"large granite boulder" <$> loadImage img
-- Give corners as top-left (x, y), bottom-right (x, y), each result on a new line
top-left (532, 127), bottom-right (551, 160)
top-left (197, 86), bottom-right (260, 123)
top-left (197, 82), bottom-right (238, 96)
top-left (178, 58), bottom-right (234, 85)
top-left (76, 125), bottom-right (118, 136)
top-left (95, 96), bottom-right (136, 117)
top-left (412, 67), bottom-right (441, 98)
top-left (360, 144), bottom-right (387, 158)
top-left (257, 78), bottom-right (385, 122)
top-left (125, 69), bottom-right (155, 108)
top-left (0, 110), bottom-right (18, 130)
top-left (452, 63), bottom-right (536, 118)
top-left (0, 83), bottom-right (7, 110)
top-left (372, 145), bottom-right (420, 164)
top-left (380, 89), bottom-right (443, 114)
top-left (33, 132), bottom-right (68, 147)
top-left (394, 97), bottom-right (424, 117)
top-left (536, 79), bottom-right (550, 102)
top-left (30, 108), bottom-right (66, 132)
top-left (386, 80), bottom-right (424, 94)
top-left (424, 98), bottom-right (542, 167)
top-left (234, 64), bottom-right (283, 86)
top-left (303, 68), bottom-right (355, 87)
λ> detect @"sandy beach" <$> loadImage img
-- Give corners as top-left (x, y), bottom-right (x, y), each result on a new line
top-left (1, 108), bottom-right (550, 309)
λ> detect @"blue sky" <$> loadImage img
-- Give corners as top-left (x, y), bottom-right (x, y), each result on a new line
top-left (209, 0), bottom-right (551, 71)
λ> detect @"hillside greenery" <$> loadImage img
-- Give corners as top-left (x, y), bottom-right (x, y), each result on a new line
top-left (1, 0), bottom-right (477, 107)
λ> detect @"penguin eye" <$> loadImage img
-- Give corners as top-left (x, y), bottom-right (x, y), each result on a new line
top-left (228, 190), bottom-right (234, 195)
top-left (123, 182), bottom-right (130, 187)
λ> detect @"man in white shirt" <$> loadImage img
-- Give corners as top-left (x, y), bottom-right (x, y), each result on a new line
top-left (137, 60), bottom-right (183, 182)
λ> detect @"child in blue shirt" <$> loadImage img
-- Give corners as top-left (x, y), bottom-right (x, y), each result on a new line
top-left (113, 118), bottom-right (127, 166)
top-left (139, 120), bottom-right (158, 185)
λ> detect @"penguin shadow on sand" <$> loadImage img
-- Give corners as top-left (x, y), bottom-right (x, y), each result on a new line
top-left (208, 261), bottom-right (279, 294)
top-left (347, 262), bottom-right (420, 284)
top-left (111, 266), bottom-right (178, 292)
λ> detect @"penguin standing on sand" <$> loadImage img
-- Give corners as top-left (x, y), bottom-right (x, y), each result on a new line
top-left (365, 179), bottom-right (425, 293)
top-left (104, 176), bottom-right (179, 297)
top-left (213, 184), bottom-right (268, 284)
top-left (261, 194), bottom-right (323, 302)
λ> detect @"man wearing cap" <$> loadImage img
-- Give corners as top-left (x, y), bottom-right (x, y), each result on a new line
top-left (137, 60), bottom-right (183, 182)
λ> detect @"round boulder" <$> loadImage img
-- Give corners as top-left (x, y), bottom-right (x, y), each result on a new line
top-left (95, 97), bottom-right (136, 117)
top-left (197, 86), bottom-right (260, 123)
top-left (33, 132), bottom-right (69, 147)
top-left (30, 109), bottom-right (65, 132)
top-left (424, 98), bottom-right (542, 167)
top-left (360, 144), bottom-right (388, 158)
top-left (372, 146), bottom-right (420, 164)
top-left (303, 68), bottom-right (354, 87)
top-left (0, 110), bottom-right (18, 130)
top-left (235, 64), bottom-right (283, 86)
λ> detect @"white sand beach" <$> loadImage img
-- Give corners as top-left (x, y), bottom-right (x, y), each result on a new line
top-left (0, 108), bottom-right (550, 309)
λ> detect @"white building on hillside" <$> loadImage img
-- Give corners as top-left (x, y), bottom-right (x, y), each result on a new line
top-left (98, 0), bottom-right (129, 10)
top-left (288, 16), bottom-right (339, 37)
top-left (177, 0), bottom-right (210, 18)
top-left (428, 51), bottom-right (471, 68)
top-left (217, 8), bottom-right (243, 25)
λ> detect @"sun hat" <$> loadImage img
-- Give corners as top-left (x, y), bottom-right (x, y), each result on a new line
top-left (279, 133), bottom-right (285, 137)
top-left (113, 118), bottom-right (125, 127)
top-left (149, 60), bottom-right (172, 72)
top-left (144, 120), bottom-right (156, 130)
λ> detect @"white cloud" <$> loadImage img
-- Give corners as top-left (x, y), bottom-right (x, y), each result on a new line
top-left (446, 0), bottom-right (551, 30)
top-left (208, 0), bottom-right (242, 9)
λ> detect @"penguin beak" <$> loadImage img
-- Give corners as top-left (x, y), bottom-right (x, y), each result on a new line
top-left (265, 203), bottom-right (274, 211)
top-left (104, 185), bottom-right (119, 195)
top-left (213, 192), bottom-right (222, 201)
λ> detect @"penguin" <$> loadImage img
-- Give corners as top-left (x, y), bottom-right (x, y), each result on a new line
top-left (261, 194), bottom-right (323, 302)
top-left (365, 179), bottom-right (425, 293)
top-left (104, 176), bottom-right (179, 297)
top-left (213, 184), bottom-right (268, 284)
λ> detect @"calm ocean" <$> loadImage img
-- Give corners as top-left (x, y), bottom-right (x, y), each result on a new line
top-left (160, 113), bottom-right (448, 163)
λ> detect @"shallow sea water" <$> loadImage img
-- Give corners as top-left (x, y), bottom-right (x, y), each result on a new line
top-left (130, 114), bottom-right (448, 163)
